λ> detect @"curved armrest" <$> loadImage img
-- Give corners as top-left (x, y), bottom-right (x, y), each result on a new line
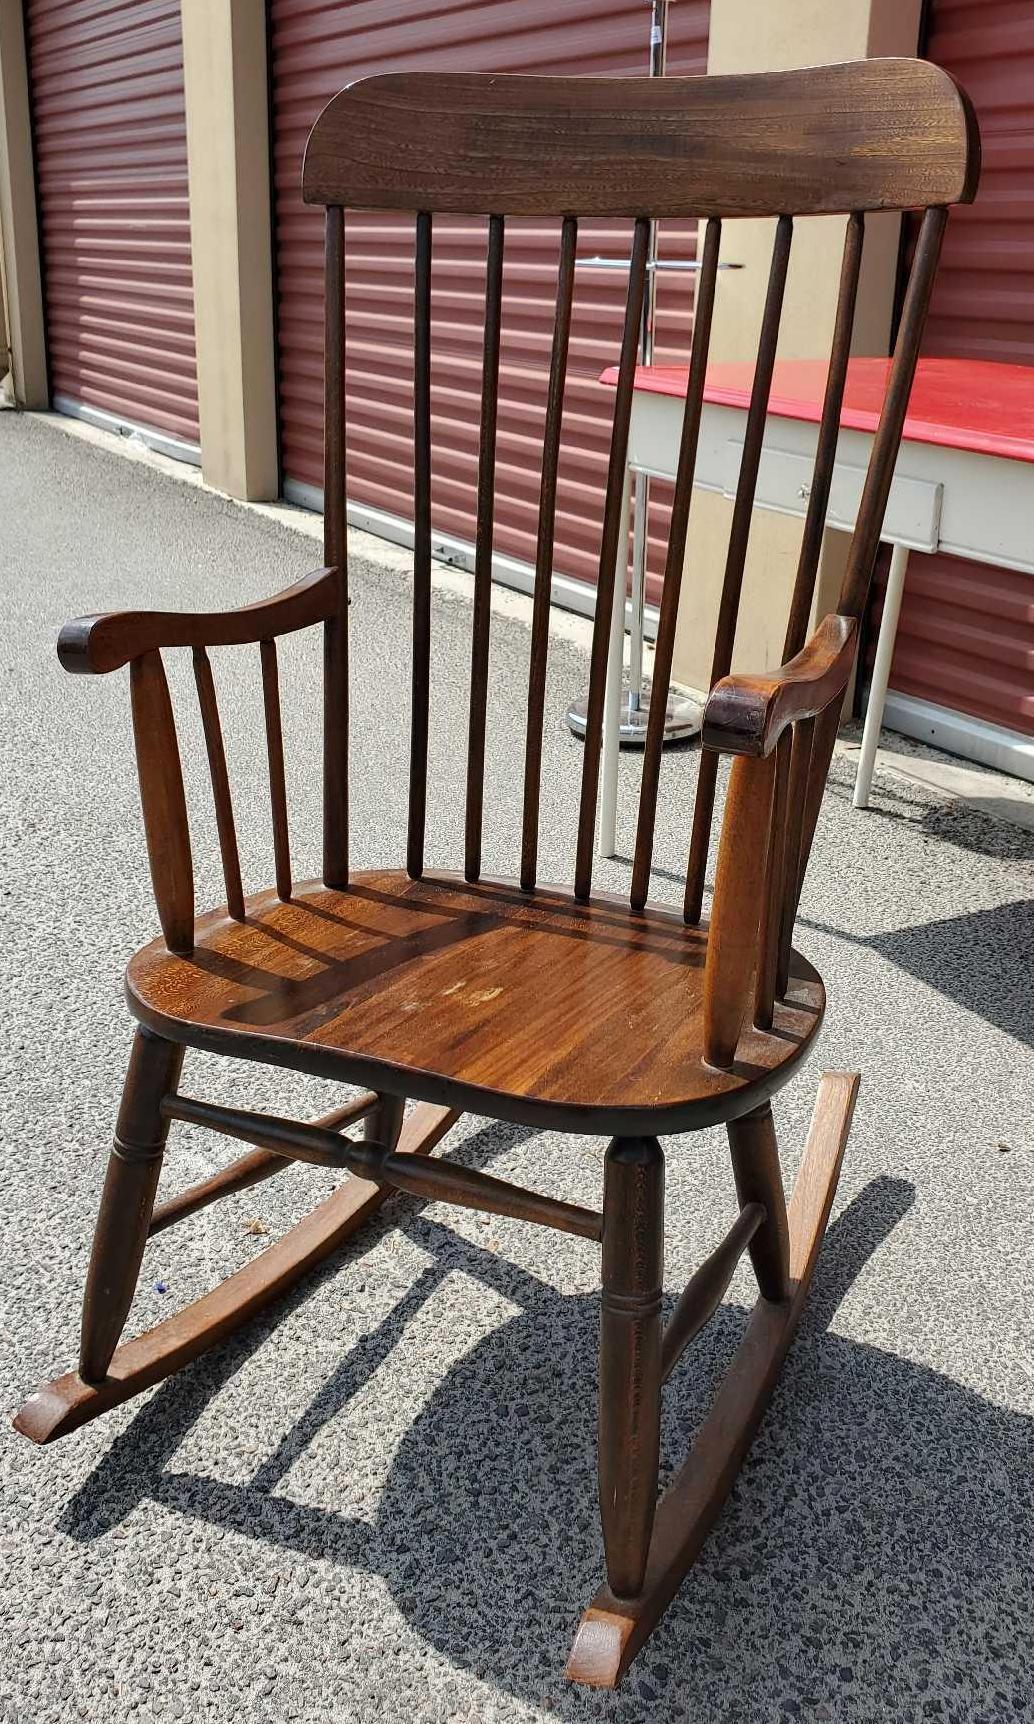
top-left (57, 566), bottom-right (340, 675)
top-left (702, 613), bottom-right (858, 758)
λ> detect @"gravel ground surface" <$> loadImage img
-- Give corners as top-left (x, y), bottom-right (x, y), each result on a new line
top-left (2, 412), bottom-right (1032, 1724)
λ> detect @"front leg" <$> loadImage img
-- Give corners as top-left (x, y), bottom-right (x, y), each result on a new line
top-left (80, 1028), bottom-right (184, 1383)
top-left (598, 1135), bottom-right (665, 1599)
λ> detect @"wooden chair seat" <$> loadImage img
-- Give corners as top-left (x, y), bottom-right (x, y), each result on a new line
top-left (126, 870), bottom-right (825, 1135)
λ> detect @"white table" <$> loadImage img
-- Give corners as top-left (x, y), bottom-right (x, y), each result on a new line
top-left (598, 357), bottom-right (1034, 855)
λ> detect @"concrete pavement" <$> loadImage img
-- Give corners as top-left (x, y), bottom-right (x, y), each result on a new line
top-left (1, 411), bottom-right (1032, 1724)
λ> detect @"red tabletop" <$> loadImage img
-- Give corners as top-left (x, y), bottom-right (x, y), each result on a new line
top-left (599, 357), bottom-right (1034, 466)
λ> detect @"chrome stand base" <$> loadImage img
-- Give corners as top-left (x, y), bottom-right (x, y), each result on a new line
top-left (566, 685), bottom-right (703, 748)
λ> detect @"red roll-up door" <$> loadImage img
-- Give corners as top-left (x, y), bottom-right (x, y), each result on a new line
top-left (25, 0), bottom-right (199, 454)
top-left (874, 1), bottom-right (1034, 742)
top-left (270, 1), bottom-right (710, 596)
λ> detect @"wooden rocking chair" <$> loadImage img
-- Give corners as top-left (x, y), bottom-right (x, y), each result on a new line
top-left (15, 60), bottom-right (978, 1688)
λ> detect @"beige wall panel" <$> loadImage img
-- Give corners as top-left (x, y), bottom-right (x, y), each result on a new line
top-left (0, 0), bottom-right (47, 407)
top-left (181, 0), bottom-right (278, 500)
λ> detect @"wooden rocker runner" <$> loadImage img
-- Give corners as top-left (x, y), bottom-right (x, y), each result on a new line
top-left (15, 61), bottom-right (978, 1688)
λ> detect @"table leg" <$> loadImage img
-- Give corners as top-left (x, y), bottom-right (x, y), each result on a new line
top-left (599, 465), bottom-right (631, 858)
top-left (853, 541), bottom-right (910, 809)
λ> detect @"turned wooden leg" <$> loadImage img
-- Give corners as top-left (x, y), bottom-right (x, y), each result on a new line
top-left (79, 1029), bottom-right (184, 1383)
top-left (364, 1092), bottom-right (405, 1153)
top-left (727, 1102), bottom-right (790, 1302)
top-left (598, 1136), bottom-right (665, 1599)
top-left (568, 1075), bottom-right (859, 1689)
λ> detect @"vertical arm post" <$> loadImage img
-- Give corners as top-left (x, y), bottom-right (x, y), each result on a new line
top-left (323, 206), bottom-right (349, 887)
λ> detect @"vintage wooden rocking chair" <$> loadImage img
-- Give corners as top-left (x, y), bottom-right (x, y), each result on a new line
top-left (16, 60), bottom-right (977, 1687)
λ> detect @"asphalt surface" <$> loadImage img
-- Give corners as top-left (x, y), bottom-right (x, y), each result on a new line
top-left (2, 411), bottom-right (1032, 1724)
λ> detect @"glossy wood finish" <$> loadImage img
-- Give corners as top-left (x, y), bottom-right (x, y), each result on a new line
top-left (363, 1090), bottom-right (406, 1156)
top-left (778, 715), bottom-right (817, 997)
top-left (15, 1102), bottom-right (459, 1446)
top-left (599, 1137), bottom-right (664, 1598)
top-left (32, 61), bottom-right (975, 1692)
top-left (726, 1102), bottom-right (790, 1303)
top-left (126, 870), bottom-right (825, 1137)
top-left (147, 1092), bottom-right (379, 1235)
top-left (408, 210), bottom-right (433, 881)
top-left (567, 1071), bottom-right (860, 1688)
top-left (575, 217), bottom-right (649, 901)
top-left (703, 615), bottom-right (858, 759)
top-left (79, 1029), bottom-right (183, 1382)
top-left (192, 646), bottom-right (245, 922)
top-left (322, 205), bottom-right (349, 889)
top-left (57, 566), bottom-right (339, 675)
top-left (755, 730), bottom-right (791, 1033)
top-left (260, 638), bottom-right (291, 901)
top-left (163, 1091), bottom-right (605, 1241)
top-left (702, 756), bottom-right (777, 1070)
top-left (130, 652), bottom-right (194, 956)
top-left (302, 63), bottom-right (978, 216)
top-left (521, 214), bottom-right (577, 893)
top-left (465, 213), bottom-right (505, 885)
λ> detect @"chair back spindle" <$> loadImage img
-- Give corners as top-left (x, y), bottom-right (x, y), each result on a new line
top-left (322, 205), bottom-right (349, 889)
top-left (754, 728), bottom-right (792, 1031)
top-left (408, 210), bottom-right (433, 879)
top-left (465, 213), bottom-right (506, 884)
top-left (631, 215), bottom-right (722, 915)
top-left (574, 215), bottom-right (650, 901)
top-left (192, 646), bottom-right (245, 921)
top-left (260, 639), bottom-right (292, 901)
top-left (130, 650), bottom-right (194, 955)
top-left (777, 712), bottom-right (815, 992)
top-left (839, 205), bottom-right (948, 620)
top-left (781, 212), bottom-right (865, 663)
top-left (521, 214), bottom-right (578, 893)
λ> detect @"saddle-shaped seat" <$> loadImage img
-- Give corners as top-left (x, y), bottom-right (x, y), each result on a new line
top-left (127, 871), bottom-right (825, 1133)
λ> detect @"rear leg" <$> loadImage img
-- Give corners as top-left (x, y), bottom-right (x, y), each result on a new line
top-left (364, 1092), bottom-right (406, 1153)
top-left (726, 1100), bottom-right (790, 1302)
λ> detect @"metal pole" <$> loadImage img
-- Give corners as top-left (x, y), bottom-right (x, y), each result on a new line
top-left (852, 542), bottom-right (910, 809)
top-left (627, 0), bottom-right (665, 717)
top-left (627, 0), bottom-right (667, 717)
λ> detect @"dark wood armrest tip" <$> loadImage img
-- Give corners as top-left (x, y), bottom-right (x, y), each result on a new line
top-left (702, 685), bottom-right (769, 756)
top-left (702, 614), bottom-right (858, 758)
top-left (57, 616), bottom-right (108, 675)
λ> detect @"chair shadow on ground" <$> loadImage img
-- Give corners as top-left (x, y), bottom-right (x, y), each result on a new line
top-left (58, 1127), bottom-right (1033, 1720)
top-left (800, 898), bottom-right (1034, 1053)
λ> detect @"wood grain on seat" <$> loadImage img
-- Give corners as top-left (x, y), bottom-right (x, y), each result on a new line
top-left (126, 871), bottom-right (824, 1135)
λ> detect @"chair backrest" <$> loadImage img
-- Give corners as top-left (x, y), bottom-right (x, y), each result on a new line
top-left (302, 60), bottom-right (977, 932)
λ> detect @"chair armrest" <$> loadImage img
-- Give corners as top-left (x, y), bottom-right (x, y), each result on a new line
top-left (702, 613), bottom-right (858, 758)
top-left (57, 566), bottom-right (340, 675)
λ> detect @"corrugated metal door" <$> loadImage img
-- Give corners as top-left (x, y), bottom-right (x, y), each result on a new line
top-left (873, 0), bottom-right (1034, 739)
top-left (25, 0), bottom-right (199, 455)
top-left (270, 1), bottom-right (710, 597)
